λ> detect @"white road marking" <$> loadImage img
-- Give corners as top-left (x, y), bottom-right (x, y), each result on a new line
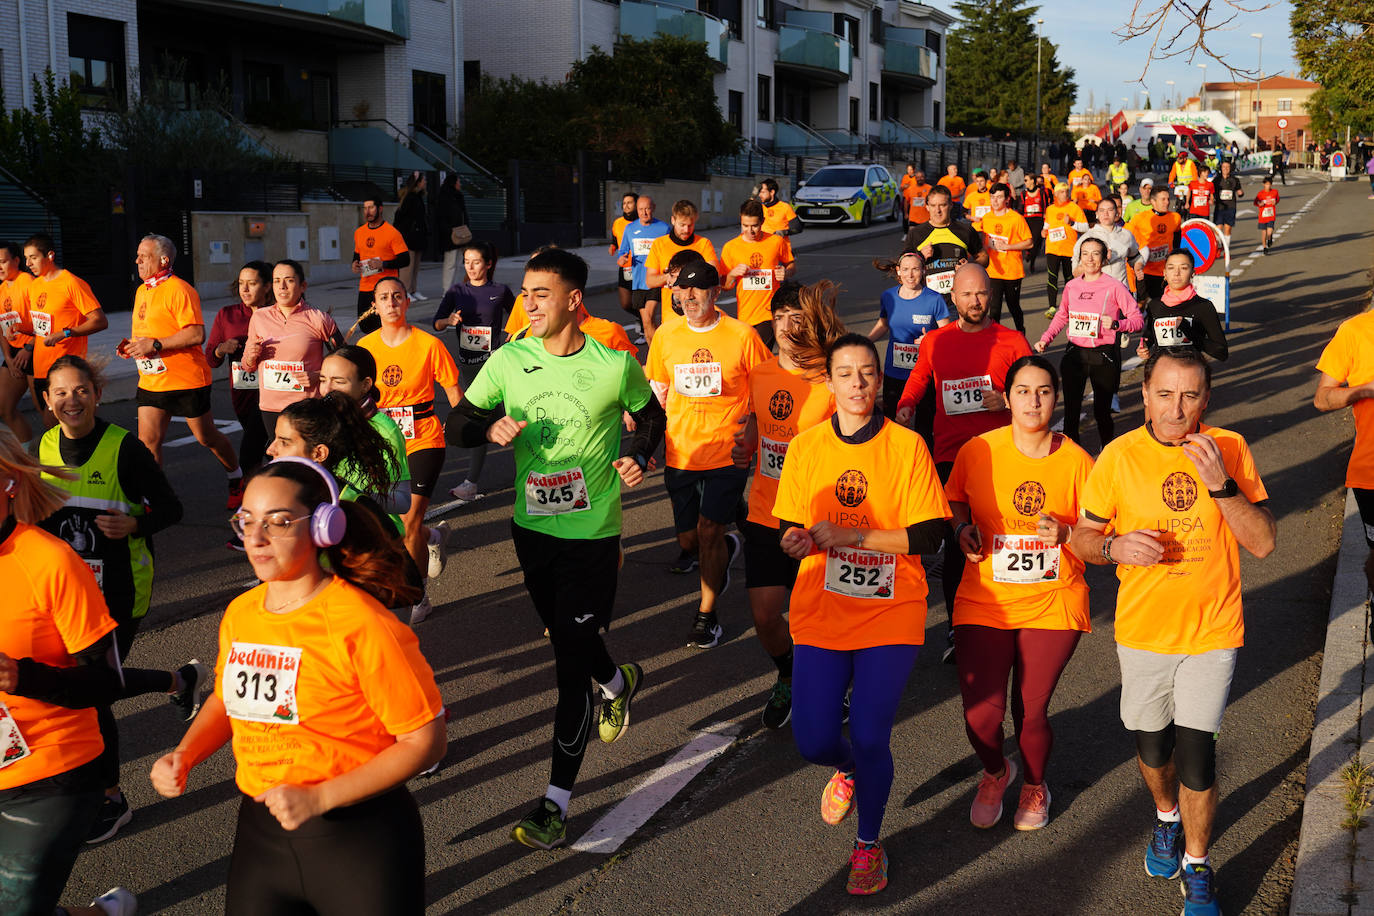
top-left (571, 723), bottom-right (741, 854)
top-left (424, 496), bottom-right (484, 521)
top-left (164, 417), bottom-right (241, 448)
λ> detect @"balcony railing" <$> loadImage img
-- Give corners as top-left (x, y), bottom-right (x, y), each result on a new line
top-left (233, 0), bottom-right (408, 38)
top-left (776, 23), bottom-right (852, 82)
top-left (620, 0), bottom-right (728, 68)
top-left (883, 40), bottom-right (937, 82)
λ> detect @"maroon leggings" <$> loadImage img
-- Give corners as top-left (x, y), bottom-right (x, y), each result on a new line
top-left (955, 625), bottom-right (1082, 785)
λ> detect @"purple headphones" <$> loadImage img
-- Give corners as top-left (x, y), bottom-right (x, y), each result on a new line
top-left (268, 456), bottom-right (346, 548)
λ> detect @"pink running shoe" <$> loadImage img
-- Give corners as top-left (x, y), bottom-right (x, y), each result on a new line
top-left (970, 757), bottom-right (1018, 828)
top-left (1013, 781), bottom-right (1052, 830)
top-left (846, 841), bottom-right (888, 895)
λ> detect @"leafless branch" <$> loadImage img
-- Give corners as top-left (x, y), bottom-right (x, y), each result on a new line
top-left (1115, 0), bottom-right (1276, 83)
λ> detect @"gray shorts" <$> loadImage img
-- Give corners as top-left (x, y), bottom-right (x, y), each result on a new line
top-left (1116, 644), bottom-right (1237, 734)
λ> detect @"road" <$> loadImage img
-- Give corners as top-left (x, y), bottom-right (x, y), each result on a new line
top-left (53, 175), bottom-right (1369, 914)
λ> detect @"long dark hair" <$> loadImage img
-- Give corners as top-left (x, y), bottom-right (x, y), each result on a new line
top-left (279, 393), bottom-right (399, 500)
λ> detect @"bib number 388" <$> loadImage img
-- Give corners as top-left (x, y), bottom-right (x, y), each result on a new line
top-left (222, 643), bottom-right (302, 725)
top-left (824, 547), bottom-right (896, 599)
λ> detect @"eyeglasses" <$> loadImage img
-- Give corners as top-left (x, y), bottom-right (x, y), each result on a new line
top-left (230, 512), bottom-right (309, 539)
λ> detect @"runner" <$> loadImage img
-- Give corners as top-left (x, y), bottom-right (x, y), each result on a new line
top-left (351, 196), bottom-right (409, 336)
top-left (1137, 250), bottom-right (1229, 361)
top-left (1071, 177), bottom-right (1102, 227)
top-left (610, 191), bottom-right (638, 318)
top-left (1039, 164), bottom-right (1059, 191)
top-left (1019, 175), bottom-right (1050, 274)
top-left (961, 171), bottom-right (992, 229)
top-left (614, 194), bottom-right (669, 343)
top-left (0, 241), bottom-right (35, 444)
top-left (867, 251), bottom-right (950, 437)
top-left (895, 264), bottom-right (1031, 663)
top-left (1315, 310), bottom-right (1374, 598)
top-left (38, 355), bottom-right (210, 845)
top-left (1255, 176), bottom-right (1280, 253)
top-left (774, 332), bottom-right (951, 895)
top-left (721, 198), bottom-right (795, 347)
top-left (445, 247), bottom-right (666, 849)
top-left (317, 346), bottom-right (412, 519)
top-left (938, 165), bottom-right (967, 217)
top-left (1123, 178), bottom-right (1153, 222)
top-left (1185, 171), bottom-right (1213, 219)
top-left (903, 184), bottom-right (987, 301)
top-left (1042, 184), bottom-right (1088, 315)
top-left (1035, 237), bottom-right (1145, 448)
top-left (905, 169), bottom-right (934, 231)
top-left (431, 240), bottom-right (515, 502)
top-left (1127, 187), bottom-right (1183, 301)
top-left (732, 281), bottom-right (843, 728)
top-left (0, 428), bottom-right (136, 916)
top-left (1168, 152), bottom-right (1200, 212)
top-left (358, 277), bottom-right (461, 587)
top-left (980, 183), bottom-right (1033, 333)
top-left (899, 164), bottom-right (919, 234)
top-left (758, 177), bottom-right (803, 237)
top-left (151, 458), bottom-right (446, 915)
top-left (205, 261), bottom-right (272, 487)
top-left (1070, 197), bottom-right (1146, 288)
top-left (645, 200), bottom-right (722, 344)
top-left (945, 355), bottom-right (1093, 831)
top-left (1067, 157), bottom-right (1094, 191)
top-left (20, 233), bottom-right (108, 429)
top-left (1069, 348), bottom-right (1275, 916)
top-left (645, 260), bottom-right (771, 647)
top-left (1210, 160), bottom-right (1244, 239)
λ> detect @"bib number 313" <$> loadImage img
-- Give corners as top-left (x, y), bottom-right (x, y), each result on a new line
top-left (222, 643), bottom-right (302, 725)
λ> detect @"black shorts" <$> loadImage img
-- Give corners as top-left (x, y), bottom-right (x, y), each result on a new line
top-left (631, 288), bottom-right (656, 312)
top-left (618, 269), bottom-right (633, 291)
top-left (510, 521), bottom-right (620, 631)
top-left (136, 384), bottom-right (212, 418)
top-left (1213, 209), bottom-right (1236, 227)
top-left (664, 465), bottom-right (750, 532)
top-left (407, 447), bottom-right (445, 498)
top-left (742, 519), bottom-right (799, 590)
top-left (1354, 488), bottom-right (1374, 548)
top-left (1258, 220), bottom-right (1275, 230)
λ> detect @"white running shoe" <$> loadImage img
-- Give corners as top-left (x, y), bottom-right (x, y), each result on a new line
top-left (450, 479), bottom-right (480, 502)
top-left (409, 595), bottom-right (433, 626)
top-left (410, 290), bottom-right (428, 301)
top-left (91, 887), bottom-right (138, 916)
top-left (427, 522), bottom-right (448, 579)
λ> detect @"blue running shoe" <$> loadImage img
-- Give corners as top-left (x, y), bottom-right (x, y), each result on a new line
top-left (1180, 862), bottom-right (1221, 915)
top-left (1144, 818), bottom-right (1183, 878)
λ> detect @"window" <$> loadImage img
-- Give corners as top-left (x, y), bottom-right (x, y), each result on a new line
top-left (756, 0), bottom-right (774, 29)
top-left (925, 30), bottom-right (941, 54)
top-left (1277, 98), bottom-right (1292, 113)
top-left (67, 14), bottom-right (126, 108)
top-left (933, 100), bottom-right (942, 131)
top-left (869, 82), bottom-right (879, 121)
top-left (835, 14), bottom-right (860, 58)
top-left (728, 90), bottom-right (744, 133)
top-left (463, 60), bottom-right (481, 95)
top-left (849, 96), bottom-right (859, 134)
top-left (882, 88), bottom-right (899, 121)
top-left (757, 74), bottom-right (771, 121)
top-left (701, 0), bottom-right (742, 39)
top-left (413, 70), bottom-right (447, 136)
top-left (871, 9), bottom-right (882, 42)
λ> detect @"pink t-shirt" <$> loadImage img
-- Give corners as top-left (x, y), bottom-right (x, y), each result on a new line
top-left (1040, 274), bottom-right (1143, 349)
top-left (240, 303), bottom-right (339, 412)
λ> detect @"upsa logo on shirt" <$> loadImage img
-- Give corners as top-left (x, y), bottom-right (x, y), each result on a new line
top-left (749, 252), bottom-right (764, 269)
top-left (366, 237), bottom-right (376, 248)
top-left (768, 389), bottom-right (794, 420)
top-left (1012, 481), bottom-right (1046, 516)
top-left (35, 292), bottom-right (46, 309)
top-left (835, 470), bottom-right (868, 508)
top-left (692, 348), bottom-right (714, 364)
top-left (1161, 471), bottom-right (1198, 511)
top-left (381, 364), bottom-right (403, 387)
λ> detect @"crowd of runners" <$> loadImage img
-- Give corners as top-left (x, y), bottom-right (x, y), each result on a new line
top-left (0, 145), bottom-right (1347, 916)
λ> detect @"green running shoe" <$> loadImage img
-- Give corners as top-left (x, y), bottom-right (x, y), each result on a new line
top-left (511, 798), bottom-right (566, 850)
top-left (598, 663), bottom-right (643, 744)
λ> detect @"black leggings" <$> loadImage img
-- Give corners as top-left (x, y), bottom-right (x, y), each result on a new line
top-left (936, 462), bottom-right (963, 636)
top-left (1024, 219), bottom-right (1044, 271)
top-left (235, 402), bottom-right (269, 471)
top-left (988, 278), bottom-right (1024, 332)
top-left (227, 788), bottom-right (424, 915)
top-left (1135, 725), bottom-right (1217, 791)
top-left (97, 615), bottom-right (175, 788)
top-left (1060, 344), bottom-right (1121, 449)
top-left (1045, 253), bottom-right (1073, 311)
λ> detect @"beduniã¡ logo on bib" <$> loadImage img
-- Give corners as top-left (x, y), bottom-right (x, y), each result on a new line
top-left (835, 470), bottom-right (868, 508)
top-left (1161, 471), bottom-right (1198, 511)
top-left (769, 389), bottom-right (794, 420)
top-left (1012, 481), bottom-right (1046, 516)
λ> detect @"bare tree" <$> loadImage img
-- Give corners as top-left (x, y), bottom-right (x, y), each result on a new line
top-left (1116, 0), bottom-right (1276, 81)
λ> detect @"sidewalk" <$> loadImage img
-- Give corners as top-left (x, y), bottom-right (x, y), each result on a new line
top-left (91, 218), bottom-right (904, 403)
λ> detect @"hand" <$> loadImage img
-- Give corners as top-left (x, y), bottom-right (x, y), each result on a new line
top-left (290, 370), bottom-right (311, 390)
top-left (612, 456), bottom-right (644, 487)
top-left (730, 415), bottom-right (757, 469)
top-left (621, 410), bottom-right (637, 433)
top-left (95, 510), bottom-right (138, 539)
top-left (1181, 433), bottom-right (1228, 491)
top-left (0, 651), bottom-right (15, 691)
top-left (487, 417), bottom-right (527, 446)
top-left (1041, 228), bottom-right (1048, 239)
top-left (959, 523), bottom-right (985, 561)
top-left (727, 263), bottom-right (748, 281)
top-left (1035, 512), bottom-right (1062, 548)
top-left (780, 526), bottom-right (815, 560)
top-left (1134, 265), bottom-right (1145, 281)
top-left (254, 783), bottom-right (325, 831)
top-left (1135, 338), bottom-right (1150, 360)
top-left (215, 339), bottom-right (240, 359)
top-left (351, 260), bottom-right (362, 275)
top-left (1111, 529), bottom-right (1165, 566)
top-left (368, 258), bottom-right (383, 271)
top-left (7, 350), bottom-right (28, 379)
top-left (894, 406), bottom-right (915, 427)
top-left (1032, 340), bottom-right (1047, 354)
top-left (43, 332), bottom-right (66, 347)
top-left (608, 244), bottom-right (618, 257)
top-left (808, 520), bottom-right (855, 551)
top-left (981, 388), bottom-right (1007, 411)
top-left (617, 253), bottom-right (632, 268)
top-left (126, 337), bottom-right (156, 359)
top-left (150, 750), bottom-right (190, 798)
top-left (919, 244), bottom-right (935, 259)
top-left (773, 266), bottom-right (787, 282)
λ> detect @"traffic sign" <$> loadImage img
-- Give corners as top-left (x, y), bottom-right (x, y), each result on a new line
top-left (1278, 118), bottom-right (1288, 129)
top-left (1180, 221), bottom-right (1221, 274)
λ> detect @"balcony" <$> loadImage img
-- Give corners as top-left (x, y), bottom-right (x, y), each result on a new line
top-left (620, 0), bottom-right (728, 69)
top-left (172, 0), bottom-right (409, 40)
top-left (882, 40), bottom-right (937, 88)
top-left (776, 23), bottom-right (852, 85)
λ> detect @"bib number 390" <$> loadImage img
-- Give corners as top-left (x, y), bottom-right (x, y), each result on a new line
top-left (222, 643), bottom-right (301, 725)
top-left (674, 362), bottom-right (722, 397)
top-left (823, 547), bottom-right (897, 599)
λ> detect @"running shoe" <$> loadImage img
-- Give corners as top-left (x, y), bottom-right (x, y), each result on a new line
top-left (409, 595), bottom-right (433, 626)
top-left (598, 662), bottom-right (643, 744)
top-left (510, 798), bottom-right (566, 850)
top-left (761, 678), bottom-right (792, 730)
top-left (688, 611), bottom-right (723, 648)
top-left (86, 794), bottom-right (132, 844)
top-left (171, 660), bottom-right (212, 721)
top-left (942, 629), bottom-right (957, 665)
top-left (226, 475), bottom-right (246, 510)
top-left (1013, 781), bottom-right (1052, 831)
top-left (719, 531), bottom-right (741, 595)
top-left (1145, 817), bottom-right (1184, 878)
top-left (1044, 306), bottom-right (1058, 320)
top-left (969, 757), bottom-right (1017, 828)
top-left (1180, 862), bottom-right (1221, 915)
top-left (821, 770), bottom-right (856, 825)
top-left (669, 548), bottom-right (698, 574)
top-left (846, 841), bottom-right (888, 896)
top-left (90, 887), bottom-right (137, 916)
top-left (410, 290), bottom-right (428, 301)
top-left (427, 521), bottom-right (448, 579)
top-left (450, 479), bottom-right (481, 502)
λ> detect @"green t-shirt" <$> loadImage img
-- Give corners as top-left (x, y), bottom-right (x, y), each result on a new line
top-left (1123, 198), bottom-right (1149, 223)
top-left (465, 335), bottom-right (653, 540)
top-left (337, 409), bottom-right (410, 536)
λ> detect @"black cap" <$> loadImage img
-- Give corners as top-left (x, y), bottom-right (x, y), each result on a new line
top-left (676, 261), bottom-right (720, 289)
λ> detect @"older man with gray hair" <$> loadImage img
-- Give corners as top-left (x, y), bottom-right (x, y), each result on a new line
top-left (120, 233), bottom-right (242, 505)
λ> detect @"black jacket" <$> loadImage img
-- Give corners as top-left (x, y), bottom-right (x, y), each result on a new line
top-left (437, 184), bottom-right (469, 252)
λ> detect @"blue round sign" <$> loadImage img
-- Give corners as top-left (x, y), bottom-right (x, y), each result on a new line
top-left (1181, 222), bottom-right (1219, 273)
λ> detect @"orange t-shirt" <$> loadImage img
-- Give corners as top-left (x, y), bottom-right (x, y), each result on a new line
top-left (980, 210), bottom-right (1031, 281)
top-left (1, 523), bottom-right (118, 790)
top-left (1128, 209), bottom-right (1182, 276)
top-left (360, 326), bottom-right (460, 452)
top-left (611, 216), bottom-right (631, 249)
top-left (0, 270), bottom-right (33, 348)
top-left (938, 174), bottom-right (966, 202)
top-left (1317, 310), bottom-right (1374, 488)
top-left (353, 221), bottom-right (408, 293)
top-left (646, 235), bottom-right (721, 316)
top-left (963, 188), bottom-right (992, 227)
top-left (1080, 423), bottom-right (1268, 654)
top-left (774, 419), bottom-right (951, 651)
top-left (761, 201), bottom-right (798, 235)
top-left (746, 359), bottom-right (835, 526)
top-left (581, 313), bottom-right (637, 354)
top-left (645, 311), bottom-right (770, 471)
top-left (1072, 182), bottom-right (1102, 213)
top-left (132, 275), bottom-right (213, 392)
top-left (1068, 167), bottom-right (1094, 188)
top-left (1043, 202), bottom-right (1087, 258)
top-left (504, 293), bottom-right (528, 338)
top-left (29, 269), bottom-right (102, 378)
top-left (900, 174), bottom-right (919, 199)
top-left (1040, 173), bottom-right (1059, 190)
top-left (906, 183), bottom-right (934, 225)
top-left (945, 427), bottom-right (1094, 631)
top-left (214, 576), bottom-right (444, 799)
top-left (720, 233), bottom-right (794, 327)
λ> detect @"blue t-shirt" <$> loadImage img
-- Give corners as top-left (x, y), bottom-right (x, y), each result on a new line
top-left (879, 285), bottom-right (950, 380)
top-left (433, 281), bottom-right (515, 364)
top-left (616, 219), bottom-right (670, 289)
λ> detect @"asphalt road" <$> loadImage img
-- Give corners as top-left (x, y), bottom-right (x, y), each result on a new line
top-left (54, 175), bottom-right (1370, 915)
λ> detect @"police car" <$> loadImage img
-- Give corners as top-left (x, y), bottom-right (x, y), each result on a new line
top-left (793, 163), bottom-right (901, 227)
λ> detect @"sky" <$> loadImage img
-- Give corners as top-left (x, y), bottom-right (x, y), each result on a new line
top-left (970, 1), bottom-right (1301, 113)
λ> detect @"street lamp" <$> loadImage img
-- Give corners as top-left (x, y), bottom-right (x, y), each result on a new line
top-left (1034, 18), bottom-right (1044, 166)
top-left (1251, 33), bottom-right (1264, 139)
top-left (1166, 80), bottom-right (1175, 110)
top-left (1197, 63), bottom-right (1207, 109)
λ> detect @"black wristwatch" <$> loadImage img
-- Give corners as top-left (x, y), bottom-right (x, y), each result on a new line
top-left (1208, 477), bottom-right (1239, 499)
top-left (152, 339), bottom-right (163, 352)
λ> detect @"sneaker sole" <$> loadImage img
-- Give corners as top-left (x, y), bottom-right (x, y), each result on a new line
top-left (761, 705), bottom-right (792, 730)
top-left (689, 625), bottom-right (723, 649)
top-left (601, 664), bottom-right (643, 744)
top-left (86, 805), bottom-right (133, 844)
top-left (1145, 857), bottom-right (1182, 879)
top-left (510, 827), bottom-right (566, 850)
top-left (847, 877), bottom-right (888, 896)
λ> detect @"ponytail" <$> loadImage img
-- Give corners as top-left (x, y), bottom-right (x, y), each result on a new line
top-left (324, 501), bottom-right (423, 609)
top-left (782, 280), bottom-right (847, 381)
top-left (280, 393), bottom-right (399, 500)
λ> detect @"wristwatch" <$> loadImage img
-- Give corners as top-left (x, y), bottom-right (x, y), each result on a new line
top-left (62, 328), bottom-right (72, 338)
top-left (152, 339), bottom-right (163, 352)
top-left (1102, 534), bottom-right (1118, 564)
top-left (1208, 477), bottom-right (1239, 499)
top-left (854, 530), bottom-right (866, 549)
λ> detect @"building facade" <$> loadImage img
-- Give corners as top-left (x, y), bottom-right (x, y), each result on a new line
top-left (1193, 75), bottom-right (1320, 149)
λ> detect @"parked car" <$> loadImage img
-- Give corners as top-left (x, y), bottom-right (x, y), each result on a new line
top-left (793, 164), bottom-right (901, 227)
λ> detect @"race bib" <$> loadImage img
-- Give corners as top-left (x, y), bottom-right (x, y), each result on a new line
top-left (525, 467), bottom-right (590, 515)
top-left (741, 269), bottom-right (774, 292)
top-left (942, 375), bottom-right (992, 416)
top-left (135, 357), bottom-right (167, 376)
top-left (926, 271), bottom-right (955, 295)
top-left (823, 547), bottom-right (896, 599)
top-left (1218, 189), bottom-right (1234, 201)
top-left (1047, 226), bottom-right (1067, 243)
top-left (1147, 245), bottom-right (1169, 263)
top-left (988, 234), bottom-right (1009, 251)
top-left (84, 558), bottom-right (104, 588)
top-left (222, 643), bottom-right (301, 725)
top-left (231, 361), bottom-right (259, 390)
top-left (0, 310), bottom-right (18, 340)
top-left (262, 360), bottom-right (306, 392)
top-left (360, 260), bottom-right (380, 278)
top-left (1024, 202), bottom-right (1042, 216)
top-left (973, 206), bottom-right (991, 220)
top-left (632, 237), bottom-right (655, 257)
top-left (1191, 191), bottom-right (1209, 209)
top-left (31, 311), bottom-right (51, 337)
top-left (622, 267), bottom-right (632, 282)
top-left (1260, 206), bottom-right (1275, 220)
top-left (1068, 311), bottom-right (1101, 339)
top-left (911, 196), bottom-right (926, 207)
top-left (383, 405), bottom-right (415, 439)
top-left (674, 362), bottom-right (722, 398)
top-left (759, 436), bottom-right (787, 480)
top-left (1154, 316), bottom-right (1187, 346)
top-left (891, 341), bottom-right (920, 370)
top-left (0, 701), bottom-right (31, 770)
top-left (461, 326), bottom-right (493, 353)
top-left (991, 534), bottom-right (1061, 583)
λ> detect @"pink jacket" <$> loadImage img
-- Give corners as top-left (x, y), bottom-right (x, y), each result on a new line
top-left (1040, 275), bottom-right (1143, 349)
